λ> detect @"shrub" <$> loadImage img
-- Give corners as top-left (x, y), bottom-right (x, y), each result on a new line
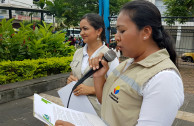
top-left (0, 19), bottom-right (75, 61)
top-left (0, 56), bottom-right (73, 85)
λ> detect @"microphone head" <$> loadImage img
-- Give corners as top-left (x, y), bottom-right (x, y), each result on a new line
top-left (104, 49), bottom-right (117, 62)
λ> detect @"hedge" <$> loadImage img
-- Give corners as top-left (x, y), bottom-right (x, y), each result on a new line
top-left (0, 57), bottom-right (73, 85)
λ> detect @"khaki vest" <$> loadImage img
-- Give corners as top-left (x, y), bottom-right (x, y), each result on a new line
top-left (101, 49), bottom-right (180, 126)
top-left (70, 45), bottom-right (110, 116)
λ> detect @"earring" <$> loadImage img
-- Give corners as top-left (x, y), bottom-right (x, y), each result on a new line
top-left (97, 35), bottom-right (100, 41)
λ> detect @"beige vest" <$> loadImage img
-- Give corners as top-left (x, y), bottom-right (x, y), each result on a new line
top-left (101, 49), bottom-right (180, 126)
top-left (70, 45), bottom-right (110, 116)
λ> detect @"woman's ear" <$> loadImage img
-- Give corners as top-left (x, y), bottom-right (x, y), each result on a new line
top-left (97, 28), bottom-right (103, 36)
top-left (142, 26), bottom-right (152, 40)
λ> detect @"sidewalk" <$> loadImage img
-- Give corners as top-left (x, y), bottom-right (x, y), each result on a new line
top-left (0, 64), bottom-right (193, 126)
top-left (0, 88), bottom-right (194, 126)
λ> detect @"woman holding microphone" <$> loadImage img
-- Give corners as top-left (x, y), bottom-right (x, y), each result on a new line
top-left (56, 0), bottom-right (184, 125)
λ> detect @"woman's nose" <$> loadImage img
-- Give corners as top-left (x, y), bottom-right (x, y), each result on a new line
top-left (115, 33), bottom-right (121, 43)
top-left (80, 30), bottom-right (84, 36)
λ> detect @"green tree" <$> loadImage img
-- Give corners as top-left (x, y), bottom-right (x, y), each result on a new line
top-left (34, 0), bottom-right (47, 9)
top-left (110, 0), bottom-right (131, 16)
top-left (163, 0), bottom-right (194, 24)
top-left (45, 0), bottom-right (131, 27)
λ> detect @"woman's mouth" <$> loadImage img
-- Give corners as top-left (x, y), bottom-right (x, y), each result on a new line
top-left (82, 36), bottom-right (87, 39)
top-left (117, 45), bottom-right (122, 51)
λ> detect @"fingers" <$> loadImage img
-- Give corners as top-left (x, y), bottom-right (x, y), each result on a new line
top-left (67, 75), bottom-right (78, 84)
top-left (73, 84), bottom-right (82, 96)
top-left (55, 120), bottom-right (74, 126)
top-left (73, 85), bottom-right (81, 92)
top-left (91, 57), bottom-right (99, 70)
top-left (71, 75), bottom-right (78, 81)
top-left (73, 84), bottom-right (90, 96)
top-left (89, 53), bottom-right (105, 70)
top-left (55, 120), bottom-right (65, 125)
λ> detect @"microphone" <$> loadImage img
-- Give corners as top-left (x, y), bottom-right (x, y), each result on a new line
top-left (72, 49), bottom-right (117, 91)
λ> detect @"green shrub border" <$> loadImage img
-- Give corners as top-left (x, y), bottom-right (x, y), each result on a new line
top-left (0, 57), bottom-right (73, 85)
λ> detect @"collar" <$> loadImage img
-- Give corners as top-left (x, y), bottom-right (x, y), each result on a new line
top-left (136, 49), bottom-right (170, 67)
top-left (83, 44), bottom-right (88, 57)
top-left (82, 42), bottom-right (105, 57)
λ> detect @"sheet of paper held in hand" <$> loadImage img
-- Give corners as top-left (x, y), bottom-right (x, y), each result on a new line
top-left (58, 81), bottom-right (98, 116)
top-left (33, 94), bottom-right (106, 126)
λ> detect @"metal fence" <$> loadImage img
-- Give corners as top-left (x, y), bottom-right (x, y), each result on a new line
top-left (109, 17), bottom-right (194, 67)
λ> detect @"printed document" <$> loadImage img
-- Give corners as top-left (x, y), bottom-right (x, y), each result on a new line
top-left (33, 94), bottom-right (106, 126)
top-left (58, 81), bottom-right (98, 116)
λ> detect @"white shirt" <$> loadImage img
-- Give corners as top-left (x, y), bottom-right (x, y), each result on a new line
top-left (81, 43), bottom-right (119, 76)
top-left (123, 59), bottom-right (184, 126)
top-left (112, 48), bottom-right (121, 58)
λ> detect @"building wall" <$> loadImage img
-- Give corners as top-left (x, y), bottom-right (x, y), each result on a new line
top-left (0, 0), bottom-right (54, 24)
top-left (8, 0), bottom-right (33, 8)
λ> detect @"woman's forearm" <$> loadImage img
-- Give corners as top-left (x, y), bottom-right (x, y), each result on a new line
top-left (93, 76), bottom-right (106, 104)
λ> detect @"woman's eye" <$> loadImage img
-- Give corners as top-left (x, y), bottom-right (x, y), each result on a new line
top-left (120, 30), bottom-right (125, 33)
top-left (83, 27), bottom-right (88, 30)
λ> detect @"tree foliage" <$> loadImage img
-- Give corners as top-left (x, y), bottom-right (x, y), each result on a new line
top-left (163, 0), bottom-right (194, 24)
top-left (110, 0), bottom-right (131, 16)
top-left (41, 0), bottom-right (131, 27)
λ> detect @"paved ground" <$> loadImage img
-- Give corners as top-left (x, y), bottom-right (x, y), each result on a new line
top-left (0, 88), bottom-right (194, 126)
top-left (179, 65), bottom-right (194, 94)
top-left (0, 61), bottom-right (193, 126)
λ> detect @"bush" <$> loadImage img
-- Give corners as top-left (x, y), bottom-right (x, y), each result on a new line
top-left (0, 56), bottom-right (73, 85)
top-left (0, 19), bottom-right (75, 61)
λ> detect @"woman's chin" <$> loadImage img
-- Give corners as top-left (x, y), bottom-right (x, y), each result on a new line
top-left (122, 52), bottom-right (131, 58)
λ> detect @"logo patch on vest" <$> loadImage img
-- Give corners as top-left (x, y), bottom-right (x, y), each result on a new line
top-left (109, 86), bottom-right (120, 103)
top-left (114, 86), bottom-right (120, 94)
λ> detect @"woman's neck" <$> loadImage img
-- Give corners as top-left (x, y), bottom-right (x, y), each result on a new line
top-left (87, 41), bottom-right (103, 57)
top-left (134, 41), bottom-right (160, 62)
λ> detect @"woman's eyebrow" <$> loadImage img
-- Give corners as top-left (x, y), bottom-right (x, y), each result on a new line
top-left (116, 25), bottom-right (126, 29)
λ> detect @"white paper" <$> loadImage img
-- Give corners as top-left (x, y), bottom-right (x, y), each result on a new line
top-left (33, 94), bottom-right (106, 126)
top-left (58, 81), bottom-right (98, 116)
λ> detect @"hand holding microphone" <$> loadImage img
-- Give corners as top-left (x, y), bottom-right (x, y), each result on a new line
top-left (72, 49), bottom-right (117, 92)
top-left (88, 53), bottom-right (109, 78)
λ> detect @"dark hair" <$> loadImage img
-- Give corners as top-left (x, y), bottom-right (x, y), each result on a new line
top-left (81, 13), bottom-right (106, 42)
top-left (121, 0), bottom-right (177, 65)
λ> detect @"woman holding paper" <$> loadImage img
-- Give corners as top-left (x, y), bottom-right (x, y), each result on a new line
top-left (66, 13), bottom-right (119, 116)
top-left (56, 0), bottom-right (184, 126)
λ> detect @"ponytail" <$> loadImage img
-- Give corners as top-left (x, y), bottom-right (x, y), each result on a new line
top-left (153, 26), bottom-right (177, 66)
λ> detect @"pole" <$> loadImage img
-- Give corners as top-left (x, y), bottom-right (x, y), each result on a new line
top-left (41, 12), bottom-right (44, 25)
top-left (103, 0), bottom-right (110, 45)
top-left (9, 9), bottom-right (12, 19)
top-left (99, 0), bottom-right (103, 16)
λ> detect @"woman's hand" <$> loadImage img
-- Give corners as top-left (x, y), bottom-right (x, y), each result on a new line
top-left (67, 75), bottom-right (78, 84)
top-left (88, 53), bottom-right (109, 78)
top-left (73, 84), bottom-right (95, 96)
top-left (55, 120), bottom-right (74, 126)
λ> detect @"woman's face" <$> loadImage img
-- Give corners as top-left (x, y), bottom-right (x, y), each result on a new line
top-left (80, 19), bottom-right (99, 44)
top-left (115, 12), bottom-right (145, 58)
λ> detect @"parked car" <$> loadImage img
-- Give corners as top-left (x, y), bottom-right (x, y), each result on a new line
top-left (181, 52), bottom-right (194, 63)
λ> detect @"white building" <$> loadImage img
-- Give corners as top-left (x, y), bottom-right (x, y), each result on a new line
top-left (0, 0), bottom-right (54, 23)
top-left (151, 0), bottom-right (194, 53)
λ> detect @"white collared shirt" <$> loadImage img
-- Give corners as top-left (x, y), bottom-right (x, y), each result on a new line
top-left (81, 43), bottom-right (119, 76)
top-left (123, 59), bottom-right (184, 126)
